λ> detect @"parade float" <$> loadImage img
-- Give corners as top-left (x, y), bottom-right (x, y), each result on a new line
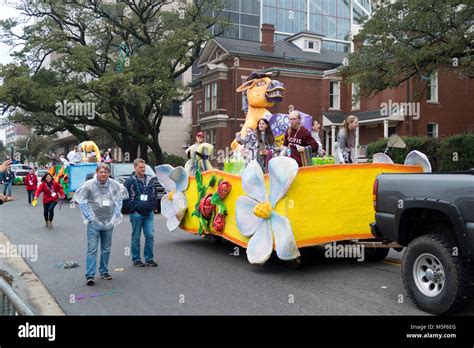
top-left (154, 71), bottom-right (432, 266)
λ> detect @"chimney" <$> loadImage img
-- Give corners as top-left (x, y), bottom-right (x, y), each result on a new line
top-left (261, 24), bottom-right (275, 52)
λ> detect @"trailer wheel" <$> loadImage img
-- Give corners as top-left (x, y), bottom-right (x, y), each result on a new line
top-left (364, 247), bottom-right (389, 262)
top-left (402, 234), bottom-right (473, 314)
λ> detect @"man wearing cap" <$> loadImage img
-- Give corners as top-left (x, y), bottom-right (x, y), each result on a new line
top-left (184, 131), bottom-right (214, 174)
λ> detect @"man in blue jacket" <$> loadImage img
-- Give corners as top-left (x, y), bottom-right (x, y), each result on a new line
top-left (123, 158), bottom-right (159, 267)
top-left (0, 159), bottom-right (15, 205)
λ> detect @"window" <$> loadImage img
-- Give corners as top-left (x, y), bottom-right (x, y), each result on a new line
top-left (352, 83), bottom-right (360, 110)
top-left (427, 71), bottom-right (438, 103)
top-left (205, 129), bottom-right (217, 146)
top-left (304, 39), bottom-right (321, 52)
top-left (165, 100), bottom-right (182, 116)
top-left (204, 84), bottom-right (211, 112)
top-left (427, 123), bottom-right (438, 138)
top-left (211, 82), bottom-right (218, 111)
top-left (329, 81), bottom-right (340, 109)
top-left (197, 104), bottom-right (202, 117)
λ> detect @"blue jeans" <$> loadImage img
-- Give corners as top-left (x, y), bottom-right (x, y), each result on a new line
top-left (130, 212), bottom-right (155, 262)
top-left (3, 182), bottom-right (12, 196)
top-left (85, 222), bottom-right (113, 279)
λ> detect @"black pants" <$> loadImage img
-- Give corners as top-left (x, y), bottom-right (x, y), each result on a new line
top-left (27, 190), bottom-right (35, 204)
top-left (43, 201), bottom-right (57, 222)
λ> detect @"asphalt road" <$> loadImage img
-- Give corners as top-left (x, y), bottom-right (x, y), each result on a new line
top-left (1, 185), bottom-right (473, 315)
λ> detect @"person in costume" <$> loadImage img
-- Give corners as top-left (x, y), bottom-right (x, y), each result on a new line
top-left (336, 115), bottom-right (359, 164)
top-left (73, 163), bottom-right (128, 286)
top-left (78, 141), bottom-right (101, 163)
top-left (236, 118), bottom-right (276, 173)
top-left (25, 168), bottom-right (38, 205)
top-left (33, 173), bottom-right (65, 228)
top-left (282, 110), bottom-right (319, 167)
top-left (185, 131), bottom-right (214, 175)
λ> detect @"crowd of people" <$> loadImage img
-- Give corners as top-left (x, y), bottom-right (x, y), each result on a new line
top-left (1, 156), bottom-right (160, 286)
top-left (231, 112), bottom-right (359, 172)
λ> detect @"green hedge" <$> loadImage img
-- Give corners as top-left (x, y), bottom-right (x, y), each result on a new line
top-left (438, 133), bottom-right (474, 172)
top-left (365, 133), bottom-right (474, 172)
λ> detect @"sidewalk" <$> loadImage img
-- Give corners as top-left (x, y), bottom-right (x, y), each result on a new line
top-left (0, 232), bottom-right (64, 315)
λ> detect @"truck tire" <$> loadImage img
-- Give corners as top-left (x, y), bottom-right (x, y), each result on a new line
top-left (364, 247), bottom-right (390, 262)
top-left (402, 234), bottom-right (473, 314)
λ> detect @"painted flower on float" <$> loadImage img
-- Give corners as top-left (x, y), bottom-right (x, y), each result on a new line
top-left (155, 165), bottom-right (189, 231)
top-left (236, 157), bottom-right (300, 265)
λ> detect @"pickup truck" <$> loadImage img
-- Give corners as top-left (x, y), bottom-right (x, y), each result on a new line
top-left (371, 169), bottom-right (474, 314)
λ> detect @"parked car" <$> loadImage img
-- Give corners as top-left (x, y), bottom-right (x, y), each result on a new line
top-left (371, 169), bottom-right (474, 314)
top-left (10, 164), bottom-right (32, 185)
top-left (84, 162), bottom-right (165, 214)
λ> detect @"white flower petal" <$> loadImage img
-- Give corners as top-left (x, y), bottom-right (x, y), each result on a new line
top-left (241, 160), bottom-right (266, 202)
top-left (268, 157), bottom-right (299, 208)
top-left (236, 196), bottom-right (263, 237)
top-left (169, 167), bottom-right (189, 192)
top-left (155, 164), bottom-right (176, 192)
top-left (172, 191), bottom-right (187, 222)
top-left (166, 214), bottom-right (181, 231)
top-left (404, 150), bottom-right (432, 173)
top-left (246, 221), bottom-right (273, 265)
top-left (161, 195), bottom-right (175, 220)
top-left (271, 212), bottom-right (301, 261)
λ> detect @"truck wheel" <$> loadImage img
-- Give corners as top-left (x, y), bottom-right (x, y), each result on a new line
top-left (364, 247), bottom-right (390, 262)
top-left (402, 234), bottom-right (473, 314)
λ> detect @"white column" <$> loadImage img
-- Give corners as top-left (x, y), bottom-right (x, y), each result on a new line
top-left (355, 125), bottom-right (360, 159)
top-left (383, 120), bottom-right (389, 138)
top-left (325, 130), bottom-right (329, 155)
top-left (331, 125), bottom-right (336, 156)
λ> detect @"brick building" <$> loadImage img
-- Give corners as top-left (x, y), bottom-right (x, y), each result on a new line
top-left (191, 24), bottom-right (474, 165)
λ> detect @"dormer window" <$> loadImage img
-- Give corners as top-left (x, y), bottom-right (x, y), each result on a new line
top-left (286, 32), bottom-right (323, 53)
top-left (303, 39), bottom-right (320, 52)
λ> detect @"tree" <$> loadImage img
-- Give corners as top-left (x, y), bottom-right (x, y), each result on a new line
top-left (0, 0), bottom-right (226, 163)
top-left (14, 135), bottom-right (56, 165)
top-left (340, 0), bottom-right (473, 98)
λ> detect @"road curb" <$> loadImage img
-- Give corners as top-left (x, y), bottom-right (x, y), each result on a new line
top-left (0, 232), bottom-right (65, 315)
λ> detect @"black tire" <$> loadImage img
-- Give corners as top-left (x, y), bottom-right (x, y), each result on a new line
top-left (402, 233), bottom-right (473, 314)
top-left (154, 199), bottom-right (161, 214)
top-left (364, 247), bottom-right (390, 262)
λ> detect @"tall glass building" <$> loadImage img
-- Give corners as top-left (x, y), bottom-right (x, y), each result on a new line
top-left (211, 0), bottom-right (374, 53)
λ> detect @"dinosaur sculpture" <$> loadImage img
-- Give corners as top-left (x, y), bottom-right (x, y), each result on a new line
top-left (231, 72), bottom-right (286, 150)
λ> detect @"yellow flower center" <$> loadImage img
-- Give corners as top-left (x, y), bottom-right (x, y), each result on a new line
top-left (253, 201), bottom-right (273, 219)
top-left (167, 191), bottom-right (174, 201)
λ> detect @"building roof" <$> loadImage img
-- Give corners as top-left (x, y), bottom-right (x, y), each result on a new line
top-left (323, 109), bottom-right (385, 125)
top-left (213, 36), bottom-right (347, 67)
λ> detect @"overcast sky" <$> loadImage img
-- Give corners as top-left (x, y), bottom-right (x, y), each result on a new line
top-left (0, 0), bottom-right (23, 143)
